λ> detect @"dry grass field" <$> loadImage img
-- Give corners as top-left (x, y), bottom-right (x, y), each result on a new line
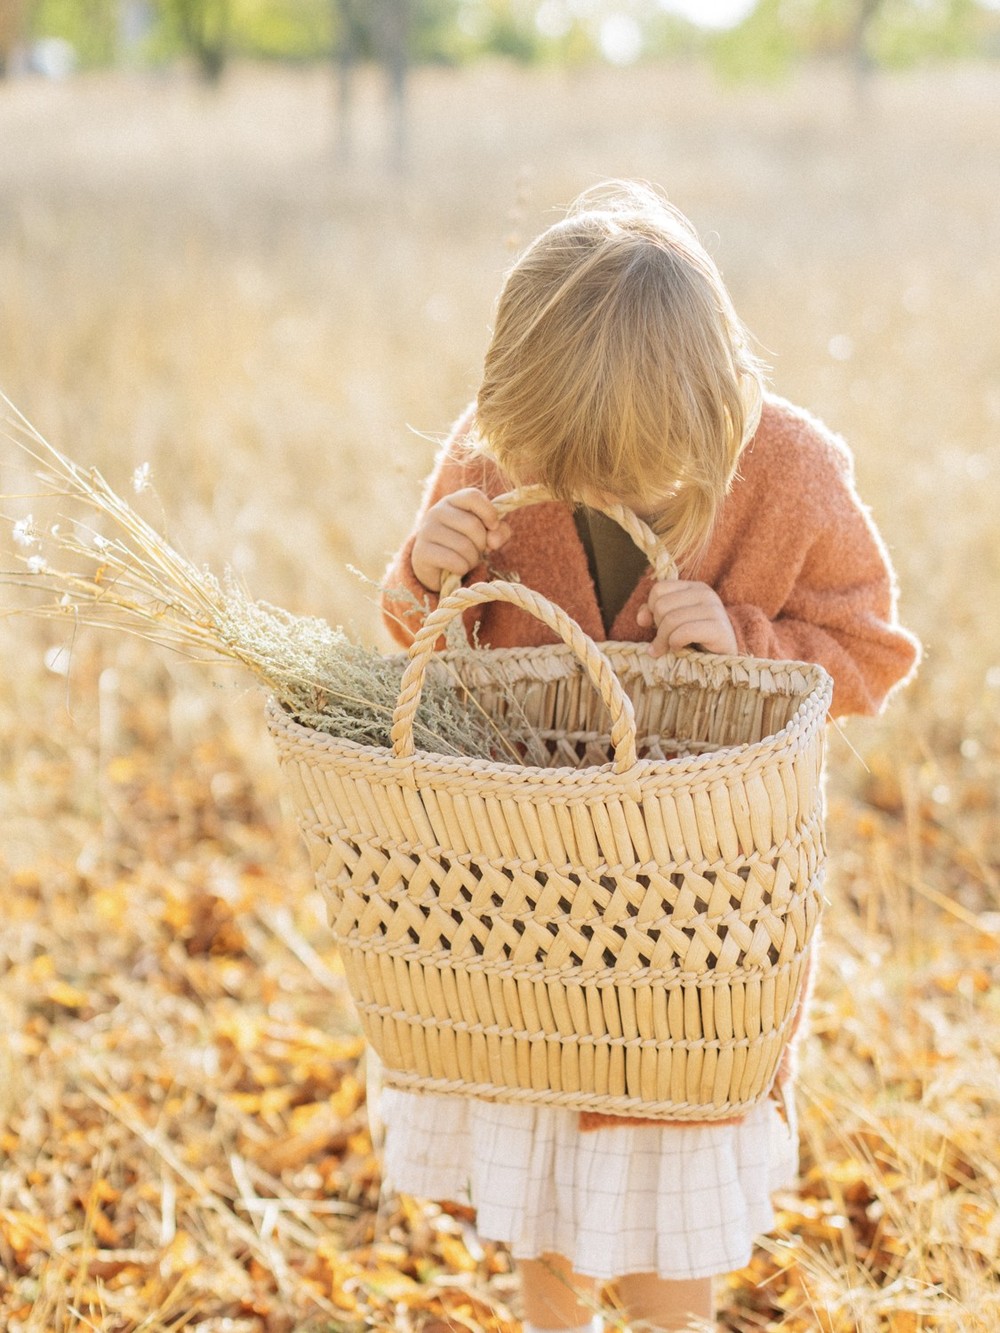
top-left (1, 55), bottom-right (999, 1331)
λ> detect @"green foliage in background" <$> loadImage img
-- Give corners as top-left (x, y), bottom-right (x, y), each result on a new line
top-left (713, 0), bottom-right (988, 80)
top-left (30, 0), bottom-right (120, 66)
top-left (867, 0), bottom-right (982, 66)
top-left (228, 0), bottom-right (332, 61)
top-left (22, 0), bottom-right (1000, 74)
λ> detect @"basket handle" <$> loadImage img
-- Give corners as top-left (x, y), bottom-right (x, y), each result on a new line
top-left (390, 579), bottom-right (639, 774)
top-left (438, 483), bottom-right (678, 603)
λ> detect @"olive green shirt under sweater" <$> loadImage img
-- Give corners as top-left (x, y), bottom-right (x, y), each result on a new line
top-left (573, 506), bottom-right (650, 636)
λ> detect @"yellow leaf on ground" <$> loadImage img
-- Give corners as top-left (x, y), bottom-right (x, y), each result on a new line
top-left (360, 1263), bottom-right (424, 1305)
top-left (887, 1313), bottom-right (920, 1333)
top-left (89, 1209), bottom-right (120, 1247)
top-left (330, 1073), bottom-right (364, 1121)
top-left (436, 1233), bottom-right (478, 1273)
top-left (161, 1230), bottom-right (200, 1277)
top-left (0, 1209), bottom-right (52, 1265)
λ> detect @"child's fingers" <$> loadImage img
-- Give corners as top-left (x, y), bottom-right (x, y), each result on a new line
top-left (649, 610), bottom-right (736, 656)
top-left (642, 581), bottom-right (737, 655)
top-left (485, 520), bottom-right (512, 551)
top-left (435, 507), bottom-right (491, 551)
top-left (411, 490), bottom-right (513, 591)
top-left (645, 583), bottom-right (720, 628)
top-left (649, 616), bottom-right (714, 656)
top-left (421, 533), bottom-right (485, 574)
top-left (448, 488), bottom-right (505, 534)
top-left (410, 530), bottom-right (485, 590)
top-left (436, 491), bottom-right (512, 553)
top-left (645, 579), bottom-right (713, 613)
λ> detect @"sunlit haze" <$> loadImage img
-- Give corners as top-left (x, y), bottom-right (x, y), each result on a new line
top-left (659, 0), bottom-right (757, 28)
top-left (591, 0), bottom-right (757, 62)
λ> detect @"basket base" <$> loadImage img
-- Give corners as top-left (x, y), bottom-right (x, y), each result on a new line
top-left (378, 1064), bottom-right (772, 1123)
top-left (348, 943), bottom-right (807, 1122)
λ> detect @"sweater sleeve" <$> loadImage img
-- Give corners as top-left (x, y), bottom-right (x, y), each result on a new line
top-left (721, 418), bottom-right (920, 718)
top-left (380, 405), bottom-right (499, 647)
top-left (726, 596), bottom-right (919, 718)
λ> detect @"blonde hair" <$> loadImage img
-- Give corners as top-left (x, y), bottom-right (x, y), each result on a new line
top-left (474, 181), bottom-right (765, 567)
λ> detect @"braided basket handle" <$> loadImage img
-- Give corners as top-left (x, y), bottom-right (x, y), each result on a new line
top-left (390, 579), bottom-right (639, 774)
top-left (438, 483), bottom-right (678, 603)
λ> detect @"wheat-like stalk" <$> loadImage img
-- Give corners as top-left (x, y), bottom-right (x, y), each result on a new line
top-left (0, 396), bottom-right (515, 761)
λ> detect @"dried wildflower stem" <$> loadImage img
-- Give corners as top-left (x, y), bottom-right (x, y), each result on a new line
top-left (0, 396), bottom-right (511, 760)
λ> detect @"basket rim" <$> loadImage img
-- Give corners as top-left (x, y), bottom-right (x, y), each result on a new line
top-left (436, 638), bottom-right (831, 690)
top-left (265, 642), bottom-right (833, 794)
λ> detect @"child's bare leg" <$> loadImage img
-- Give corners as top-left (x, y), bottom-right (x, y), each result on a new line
top-left (615, 1272), bottom-right (714, 1331)
top-left (518, 1251), bottom-right (599, 1330)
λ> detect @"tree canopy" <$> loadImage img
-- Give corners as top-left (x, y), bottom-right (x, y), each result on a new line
top-left (17, 0), bottom-right (1000, 76)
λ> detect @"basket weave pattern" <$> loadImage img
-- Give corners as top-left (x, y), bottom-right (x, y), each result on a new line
top-left (268, 518), bottom-right (832, 1120)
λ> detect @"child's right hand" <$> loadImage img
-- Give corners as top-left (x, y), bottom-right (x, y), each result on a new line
top-left (410, 488), bottom-right (512, 593)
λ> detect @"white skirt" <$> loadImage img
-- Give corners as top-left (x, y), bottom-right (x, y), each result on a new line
top-left (377, 1087), bottom-right (798, 1282)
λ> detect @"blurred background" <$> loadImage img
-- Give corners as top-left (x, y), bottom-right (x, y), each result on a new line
top-left (3, 0), bottom-right (999, 793)
top-left (1, 3), bottom-right (1000, 1328)
top-left (2, 0), bottom-right (999, 643)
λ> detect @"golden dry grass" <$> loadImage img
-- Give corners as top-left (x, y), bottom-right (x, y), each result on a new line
top-left (1, 57), bottom-right (999, 1331)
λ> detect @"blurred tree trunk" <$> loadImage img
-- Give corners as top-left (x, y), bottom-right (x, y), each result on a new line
top-left (374, 0), bottom-right (412, 174)
top-left (118, 0), bottom-right (156, 67)
top-left (332, 0), bottom-right (412, 172)
top-left (333, 0), bottom-right (359, 162)
top-left (172, 0), bottom-right (230, 84)
top-left (850, 0), bottom-right (884, 99)
top-left (0, 0), bottom-right (26, 77)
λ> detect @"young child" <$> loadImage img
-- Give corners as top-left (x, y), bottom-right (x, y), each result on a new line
top-left (379, 182), bottom-right (919, 1333)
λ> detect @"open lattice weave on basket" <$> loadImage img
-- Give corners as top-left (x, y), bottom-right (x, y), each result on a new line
top-left (267, 495), bottom-right (832, 1121)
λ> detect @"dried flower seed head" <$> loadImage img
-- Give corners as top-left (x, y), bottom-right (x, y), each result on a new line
top-left (13, 515), bottom-right (38, 548)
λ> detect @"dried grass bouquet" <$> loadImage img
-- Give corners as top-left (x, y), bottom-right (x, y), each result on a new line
top-left (1, 397), bottom-right (514, 762)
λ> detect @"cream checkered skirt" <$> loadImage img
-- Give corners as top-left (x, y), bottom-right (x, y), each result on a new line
top-left (378, 1087), bottom-right (798, 1281)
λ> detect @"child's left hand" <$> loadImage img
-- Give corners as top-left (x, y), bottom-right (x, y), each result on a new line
top-left (637, 580), bottom-right (739, 657)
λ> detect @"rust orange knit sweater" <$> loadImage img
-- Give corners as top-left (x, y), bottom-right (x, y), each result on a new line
top-left (382, 394), bottom-right (919, 716)
top-left (380, 393), bottom-right (920, 1128)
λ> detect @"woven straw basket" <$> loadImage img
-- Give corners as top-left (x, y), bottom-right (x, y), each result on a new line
top-left (267, 490), bottom-right (833, 1121)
